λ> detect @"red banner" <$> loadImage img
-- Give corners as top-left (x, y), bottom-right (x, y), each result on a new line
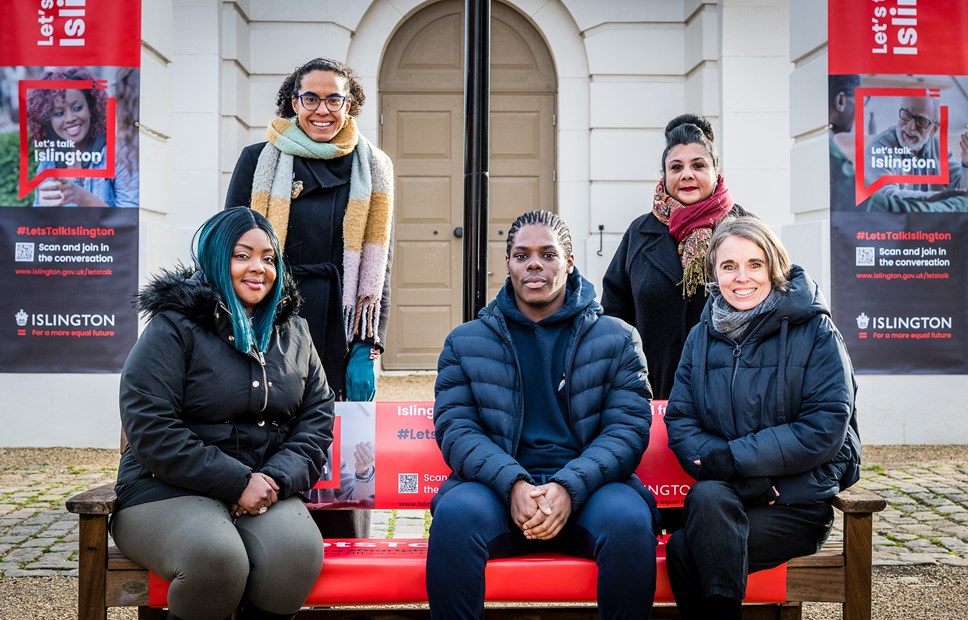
top-left (0, 0), bottom-right (141, 373)
top-left (0, 0), bottom-right (141, 67)
top-left (829, 1), bottom-right (968, 76)
top-left (828, 0), bottom-right (968, 374)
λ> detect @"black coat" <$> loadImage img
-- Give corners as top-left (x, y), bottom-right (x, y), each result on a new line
top-left (601, 213), bottom-right (707, 400)
top-left (665, 266), bottom-right (861, 504)
top-left (115, 268), bottom-right (335, 511)
top-left (601, 207), bottom-right (748, 400)
top-left (225, 143), bottom-right (392, 398)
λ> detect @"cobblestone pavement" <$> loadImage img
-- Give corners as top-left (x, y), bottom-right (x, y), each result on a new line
top-left (2, 450), bottom-right (967, 578)
top-left (863, 461), bottom-right (968, 567)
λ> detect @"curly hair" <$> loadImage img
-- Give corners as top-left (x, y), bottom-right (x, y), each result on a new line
top-left (274, 58), bottom-right (365, 118)
top-left (25, 67), bottom-right (108, 146)
top-left (505, 210), bottom-right (573, 258)
top-left (660, 112), bottom-right (719, 176)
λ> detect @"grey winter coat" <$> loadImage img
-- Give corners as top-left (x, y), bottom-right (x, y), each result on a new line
top-left (665, 266), bottom-right (861, 505)
top-left (432, 270), bottom-right (658, 517)
top-left (115, 268), bottom-right (335, 511)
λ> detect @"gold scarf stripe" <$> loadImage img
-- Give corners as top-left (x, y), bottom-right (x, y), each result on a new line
top-left (250, 116), bottom-right (394, 345)
top-left (363, 192), bottom-right (392, 245)
top-left (343, 196), bottom-right (369, 253)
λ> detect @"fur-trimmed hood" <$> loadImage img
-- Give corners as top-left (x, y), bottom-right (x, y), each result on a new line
top-left (135, 264), bottom-right (301, 328)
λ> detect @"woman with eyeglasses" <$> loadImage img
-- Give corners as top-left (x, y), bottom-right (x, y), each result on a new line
top-left (225, 58), bottom-right (394, 538)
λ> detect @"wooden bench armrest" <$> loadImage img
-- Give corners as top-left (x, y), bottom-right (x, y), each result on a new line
top-left (832, 486), bottom-right (886, 514)
top-left (66, 483), bottom-right (117, 516)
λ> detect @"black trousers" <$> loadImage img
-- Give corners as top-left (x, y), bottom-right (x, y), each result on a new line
top-left (665, 480), bottom-right (833, 620)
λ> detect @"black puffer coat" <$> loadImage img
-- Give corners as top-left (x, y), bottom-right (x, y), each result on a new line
top-left (665, 266), bottom-right (861, 505)
top-left (432, 270), bottom-right (658, 519)
top-left (115, 267), bottom-right (335, 511)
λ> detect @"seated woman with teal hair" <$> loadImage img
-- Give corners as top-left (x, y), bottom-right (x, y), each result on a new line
top-left (111, 208), bottom-right (334, 619)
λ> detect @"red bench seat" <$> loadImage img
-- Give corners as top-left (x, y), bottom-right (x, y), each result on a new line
top-left (148, 535), bottom-right (787, 608)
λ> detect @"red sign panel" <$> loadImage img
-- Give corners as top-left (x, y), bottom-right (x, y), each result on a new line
top-left (0, 0), bottom-right (141, 67)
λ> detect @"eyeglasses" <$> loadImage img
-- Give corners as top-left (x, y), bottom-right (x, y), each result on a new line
top-left (899, 107), bottom-right (934, 130)
top-left (297, 93), bottom-right (348, 113)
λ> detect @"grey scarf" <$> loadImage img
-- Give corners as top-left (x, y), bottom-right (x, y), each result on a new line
top-left (707, 284), bottom-right (782, 342)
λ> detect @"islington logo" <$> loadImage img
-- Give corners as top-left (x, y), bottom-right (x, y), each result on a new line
top-left (854, 312), bottom-right (954, 342)
top-left (16, 309), bottom-right (117, 328)
top-left (869, 315), bottom-right (953, 330)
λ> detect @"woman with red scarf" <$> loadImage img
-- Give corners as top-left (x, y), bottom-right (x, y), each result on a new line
top-left (602, 114), bottom-right (749, 401)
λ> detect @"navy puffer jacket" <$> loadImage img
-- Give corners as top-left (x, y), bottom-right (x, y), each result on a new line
top-left (666, 266), bottom-right (861, 505)
top-left (432, 269), bottom-right (658, 519)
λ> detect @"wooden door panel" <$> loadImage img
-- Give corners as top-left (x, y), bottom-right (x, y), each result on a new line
top-left (383, 94), bottom-right (464, 370)
top-left (485, 94), bottom-right (556, 300)
top-left (396, 111), bottom-right (455, 161)
top-left (397, 177), bottom-right (452, 221)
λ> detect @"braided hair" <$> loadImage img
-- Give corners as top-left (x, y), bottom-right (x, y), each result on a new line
top-left (505, 210), bottom-right (572, 258)
top-left (275, 57), bottom-right (365, 118)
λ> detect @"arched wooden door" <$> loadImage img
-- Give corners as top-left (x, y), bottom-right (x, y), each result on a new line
top-left (380, 0), bottom-right (557, 370)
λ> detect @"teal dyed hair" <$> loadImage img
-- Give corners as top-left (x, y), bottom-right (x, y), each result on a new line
top-left (192, 208), bottom-right (286, 353)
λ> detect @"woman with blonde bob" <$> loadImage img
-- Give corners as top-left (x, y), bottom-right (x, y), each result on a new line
top-left (664, 216), bottom-right (861, 619)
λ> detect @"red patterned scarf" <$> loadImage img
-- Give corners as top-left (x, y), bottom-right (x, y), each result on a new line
top-left (652, 175), bottom-right (734, 297)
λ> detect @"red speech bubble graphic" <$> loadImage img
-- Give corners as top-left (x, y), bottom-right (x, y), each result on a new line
top-left (18, 79), bottom-right (116, 200)
top-left (853, 87), bottom-right (950, 205)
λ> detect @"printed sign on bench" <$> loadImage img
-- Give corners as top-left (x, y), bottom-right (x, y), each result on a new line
top-left (304, 401), bottom-right (691, 510)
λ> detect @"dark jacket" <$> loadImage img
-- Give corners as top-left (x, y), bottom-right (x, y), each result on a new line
top-left (665, 266), bottom-right (861, 505)
top-left (432, 269), bottom-right (658, 519)
top-left (225, 143), bottom-right (393, 398)
top-left (601, 206), bottom-right (748, 400)
top-left (115, 267), bottom-right (335, 511)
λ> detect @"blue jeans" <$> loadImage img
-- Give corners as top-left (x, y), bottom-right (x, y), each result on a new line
top-left (426, 481), bottom-right (657, 620)
top-left (665, 480), bottom-right (833, 619)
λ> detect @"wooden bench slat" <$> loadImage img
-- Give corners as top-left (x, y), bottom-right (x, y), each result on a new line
top-left (832, 487), bottom-right (887, 514)
top-left (106, 570), bottom-right (150, 607)
top-left (786, 540), bottom-right (845, 568)
top-left (66, 483), bottom-right (117, 516)
top-left (108, 546), bottom-right (144, 571)
top-left (785, 565), bottom-right (847, 602)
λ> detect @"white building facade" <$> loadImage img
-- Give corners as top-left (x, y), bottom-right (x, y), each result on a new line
top-left (3, 0), bottom-right (964, 446)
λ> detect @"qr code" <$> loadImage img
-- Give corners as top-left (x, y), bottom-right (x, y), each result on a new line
top-left (15, 243), bottom-right (34, 262)
top-left (398, 473), bottom-right (419, 494)
top-left (855, 247), bottom-right (874, 267)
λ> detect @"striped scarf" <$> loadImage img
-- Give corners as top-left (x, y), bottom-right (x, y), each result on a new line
top-left (250, 116), bottom-right (394, 344)
top-left (652, 175), bottom-right (734, 298)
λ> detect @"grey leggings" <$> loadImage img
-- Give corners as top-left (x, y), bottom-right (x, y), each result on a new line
top-left (111, 495), bottom-right (323, 620)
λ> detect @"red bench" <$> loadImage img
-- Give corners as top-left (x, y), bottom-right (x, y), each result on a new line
top-left (67, 401), bottom-right (885, 619)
